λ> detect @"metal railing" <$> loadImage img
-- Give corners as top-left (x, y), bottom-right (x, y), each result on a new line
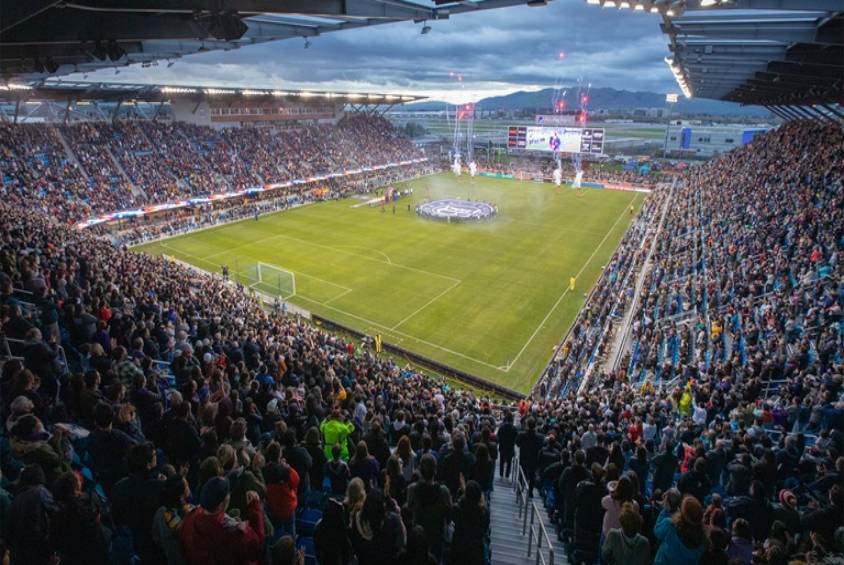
top-left (511, 456), bottom-right (555, 565)
top-left (3, 336), bottom-right (69, 376)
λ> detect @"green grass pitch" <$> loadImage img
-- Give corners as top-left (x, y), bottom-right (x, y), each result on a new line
top-left (134, 173), bottom-right (645, 393)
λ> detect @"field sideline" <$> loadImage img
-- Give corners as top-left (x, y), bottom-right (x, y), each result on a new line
top-left (135, 173), bottom-right (645, 393)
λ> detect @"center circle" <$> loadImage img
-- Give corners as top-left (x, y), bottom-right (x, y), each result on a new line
top-left (416, 199), bottom-right (497, 222)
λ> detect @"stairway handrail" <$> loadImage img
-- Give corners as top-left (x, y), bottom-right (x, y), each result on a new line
top-left (511, 457), bottom-right (555, 565)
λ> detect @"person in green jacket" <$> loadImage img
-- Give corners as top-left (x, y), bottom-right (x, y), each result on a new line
top-left (320, 407), bottom-right (355, 461)
top-left (602, 502), bottom-right (650, 565)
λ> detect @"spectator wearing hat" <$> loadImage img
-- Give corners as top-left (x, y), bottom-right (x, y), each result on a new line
top-left (653, 495), bottom-right (707, 565)
top-left (773, 489), bottom-right (801, 535)
top-left (178, 477), bottom-right (265, 565)
top-left (601, 475), bottom-right (638, 537)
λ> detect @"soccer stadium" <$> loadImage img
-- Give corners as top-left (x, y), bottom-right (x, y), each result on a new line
top-left (0, 1), bottom-right (842, 565)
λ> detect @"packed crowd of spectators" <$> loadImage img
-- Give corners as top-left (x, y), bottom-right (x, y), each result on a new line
top-left (0, 199), bottom-right (501, 565)
top-left (108, 162), bottom-right (435, 247)
top-left (530, 119), bottom-right (843, 562)
top-left (0, 119), bottom-right (840, 565)
top-left (0, 115), bottom-right (425, 226)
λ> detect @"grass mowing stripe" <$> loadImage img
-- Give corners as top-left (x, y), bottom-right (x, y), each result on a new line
top-left (136, 173), bottom-right (644, 392)
top-left (504, 193), bottom-right (638, 372)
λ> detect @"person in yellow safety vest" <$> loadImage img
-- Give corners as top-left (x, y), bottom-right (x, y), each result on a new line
top-left (374, 334), bottom-right (382, 354)
top-left (679, 380), bottom-right (694, 417)
top-left (569, 276), bottom-right (576, 291)
top-left (711, 320), bottom-right (722, 340)
top-left (320, 407), bottom-right (355, 461)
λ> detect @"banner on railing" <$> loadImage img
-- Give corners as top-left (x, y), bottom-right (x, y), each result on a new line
top-left (75, 158), bottom-right (429, 230)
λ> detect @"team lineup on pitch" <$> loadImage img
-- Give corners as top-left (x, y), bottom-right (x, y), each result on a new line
top-left (136, 173), bottom-right (644, 393)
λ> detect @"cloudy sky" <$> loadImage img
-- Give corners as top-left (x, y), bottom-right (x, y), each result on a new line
top-left (74, 1), bottom-right (675, 103)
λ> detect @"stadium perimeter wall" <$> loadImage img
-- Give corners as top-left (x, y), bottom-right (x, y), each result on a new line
top-left (312, 315), bottom-right (523, 400)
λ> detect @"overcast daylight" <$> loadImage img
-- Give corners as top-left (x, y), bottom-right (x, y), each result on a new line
top-left (1, 2), bottom-right (843, 565)
top-left (70, 2), bottom-right (673, 101)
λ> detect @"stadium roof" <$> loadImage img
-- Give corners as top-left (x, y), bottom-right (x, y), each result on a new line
top-left (586, 1), bottom-right (843, 114)
top-left (664, 6), bottom-right (843, 108)
top-left (0, 80), bottom-right (426, 106)
top-left (1, 0), bottom-right (553, 81)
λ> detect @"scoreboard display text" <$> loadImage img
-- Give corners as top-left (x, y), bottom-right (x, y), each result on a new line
top-left (507, 126), bottom-right (604, 155)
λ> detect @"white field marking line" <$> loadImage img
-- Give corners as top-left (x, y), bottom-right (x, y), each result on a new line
top-left (259, 260), bottom-right (352, 294)
top-left (292, 293), bottom-right (506, 372)
top-left (504, 193), bottom-right (639, 372)
top-left (391, 278), bottom-right (462, 330)
top-left (192, 227), bottom-right (460, 285)
top-left (331, 244), bottom-right (392, 264)
top-left (159, 242), bottom-right (499, 370)
top-left (324, 287), bottom-right (353, 305)
top-left (159, 242), bottom-right (352, 302)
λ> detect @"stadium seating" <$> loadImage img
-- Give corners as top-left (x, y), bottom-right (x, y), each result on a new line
top-left (0, 119), bottom-right (841, 565)
top-left (0, 115), bottom-right (425, 226)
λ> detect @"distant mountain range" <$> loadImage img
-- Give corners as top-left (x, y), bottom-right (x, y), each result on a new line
top-left (407, 87), bottom-right (770, 117)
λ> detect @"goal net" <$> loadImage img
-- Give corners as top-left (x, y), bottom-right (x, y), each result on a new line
top-left (244, 262), bottom-right (296, 299)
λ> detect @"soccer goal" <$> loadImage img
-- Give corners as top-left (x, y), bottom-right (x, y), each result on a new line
top-left (244, 261), bottom-right (296, 299)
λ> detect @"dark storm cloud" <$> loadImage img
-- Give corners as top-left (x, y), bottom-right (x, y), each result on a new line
top-left (79, 1), bottom-right (676, 100)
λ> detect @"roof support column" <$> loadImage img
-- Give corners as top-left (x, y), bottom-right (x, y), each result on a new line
top-left (112, 99), bottom-right (123, 123)
top-left (63, 97), bottom-right (74, 124)
top-left (13, 99), bottom-right (21, 124)
top-left (152, 101), bottom-right (165, 121)
top-left (766, 106), bottom-right (790, 121)
top-left (821, 104), bottom-right (844, 122)
top-left (802, 105), bottom-right (835, 124)
top-left (777, 106), bottom-right (801, 121)
top-left (789, 105), bottom-right (819, 122)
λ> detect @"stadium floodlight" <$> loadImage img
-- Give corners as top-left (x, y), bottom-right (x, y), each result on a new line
top-left (0, 83), bottom-right (33, 91)
top-left (619, 1), bottom-right (631, 8)
top-left (368, 94), bottom-right (380, 99)
top-left (664, 57), bottom-right (692, 98)
top-left (634, 3), bottom-right (645, 9)
top-left (602, 0), bottom-right (617, 7)
top-left (385, 95), bottom-right (400, 101)
top-left (665, 8), bottom-right (675, 15)
top-left (205, 88), bottom-right (235, 95)
top-left (587, 0), bottom-right (601, 4)
top-left (271, 90), bottom-right (289, 97)
top-left (650, 5), bottom-right (659, 11)
top-left (242, 89), bottom-right (269, 96)
top-left (160, 86), bottom-right (197, 94)
top-left (700, 0), bottom-right (717, 5)
top-left (298, 91), bottom-right (316, 97)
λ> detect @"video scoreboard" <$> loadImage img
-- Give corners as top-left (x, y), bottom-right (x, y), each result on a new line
top-left (507, 125), bottom-right (605, 155)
